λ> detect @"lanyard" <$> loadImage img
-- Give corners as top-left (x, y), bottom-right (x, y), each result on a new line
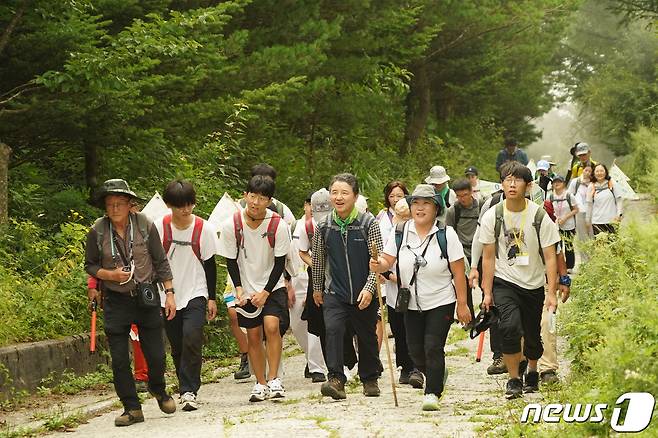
top-left (109, 216), bottom-right (134, 268)
top-left (404, 224), bottom-right (435, 312)
top-left (503, 199), bottom-right (527, 252)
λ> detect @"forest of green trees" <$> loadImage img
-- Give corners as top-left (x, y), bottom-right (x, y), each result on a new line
top-left (0, 0), bottom-right (656, 347)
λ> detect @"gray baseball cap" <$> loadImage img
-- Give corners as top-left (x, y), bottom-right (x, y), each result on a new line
top-left (311, 188), bottom-right (331, 223)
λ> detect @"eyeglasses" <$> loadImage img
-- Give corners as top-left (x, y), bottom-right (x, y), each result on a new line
top-left (246, 193), bottom-right (270, 204)
top-left (105, 201), bottom-right (131, 210)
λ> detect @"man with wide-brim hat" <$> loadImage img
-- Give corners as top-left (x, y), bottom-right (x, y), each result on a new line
top-left (85, 178), bottom-right (177, 427)
top-left (424, 166), bottom-right (457, 218)
top-left (94, 179), bottom-right (144, 208)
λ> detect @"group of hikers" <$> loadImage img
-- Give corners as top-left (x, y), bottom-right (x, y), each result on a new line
top-left (84, 138), bottom-right (623, 427)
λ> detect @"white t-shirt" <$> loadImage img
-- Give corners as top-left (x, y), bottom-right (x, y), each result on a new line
top-left (297, 217), bottom-right (316, 253)
top-left (384, 221), bottom-right (464, 311)
top-left (479, 200), bottom-right (560, 290)
top-left (568, 178), bottom-right (590, 208)
top-left (218, 209), bottom-right (291, 298)
top-left (587, 182), bottom-right (623, 225)
top-left (376, 209), bottom-right (397, 301)
top-left (155, 216), bottom-right (220, 310)
top-left (290, 217), bottom-right (312, 296)
top-left (550, 191), bottom-right (580, 231)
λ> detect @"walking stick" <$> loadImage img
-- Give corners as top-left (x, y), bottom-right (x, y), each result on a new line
top-left (476, 331), bottom-right (485, 362)
top-left (90, 300), bottom-right (97, 353)
top-left (371, 243), bottom-right (398, 407)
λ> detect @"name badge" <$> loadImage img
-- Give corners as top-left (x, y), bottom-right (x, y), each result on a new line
top-left (515, 254), bottom-right (530, 266)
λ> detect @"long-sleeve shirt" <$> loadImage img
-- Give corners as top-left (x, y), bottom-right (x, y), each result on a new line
top-left (495, 148), bottom-right (529, 172)
top-left (312, 216), bottom-right (383, 300)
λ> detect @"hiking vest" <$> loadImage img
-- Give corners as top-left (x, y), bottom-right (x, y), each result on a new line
top-left (318, 212), bottom-right (374, 304)
top-left (93, 212), bottom-right (155, 293)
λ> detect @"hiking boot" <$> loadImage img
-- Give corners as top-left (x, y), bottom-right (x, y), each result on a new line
top-left (321, 377), bottom-right (346, 400)
top-left (518, 359), bottom-right (528, 385)
top-left (363, 380), bottom-right (380, 397)
top-left (422, 393), bottom-right (441, 411)
top-left (505, 378), bottom-right (523, 399)
top-left (180, 392), bottom-right (198, 411)
top-left (304, 364), bottom-right (311, 379)
top-left (540, 370), bottom-right (559, 385)
top-left (310, 372), bottom-right (327, 383)
top-left (523, 371), bottom-right (539, 393)
top-left (409, 370), bottom-right (425, 389)
top-left (487, 357), bottom-right (507, 375)
top-left (267, 378), bottom-right (285, 399)
top-left (114, 409), bottom-right (144, 427)
top-left (134, 379), bottom-right (149, 393)
top-left (234, 353), bottom-right (250, 380)
top-left (151, 392), bottom-right (176, 414)
top-left (399, 370), bottom-right (411, 385)
top-left (249, 382), bottom-right (269, 402)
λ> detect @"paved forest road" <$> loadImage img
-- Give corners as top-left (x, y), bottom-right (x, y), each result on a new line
top-left (57, 323), bottom-right (550, 438)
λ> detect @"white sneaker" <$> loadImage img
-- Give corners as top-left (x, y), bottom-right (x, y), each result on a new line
top-left (180, 392), bottom-right (198, 411)
top-left (249, 383), bottom-right (269, 402)
top-left (422, 393), bottom-right (440, 411)
top-left (267, 378), bottom-right (285, 398)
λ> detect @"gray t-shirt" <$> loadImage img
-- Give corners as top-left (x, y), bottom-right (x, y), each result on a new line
top-left (445, 200), bottom-right (482, 260)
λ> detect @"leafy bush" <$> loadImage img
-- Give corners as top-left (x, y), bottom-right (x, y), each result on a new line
top-left (545, 220), bottom-right (658, 436)
top-left (0, 220), bottom-right (90, 346)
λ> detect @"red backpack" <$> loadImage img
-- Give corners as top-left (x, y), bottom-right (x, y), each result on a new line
top-left (162, 214), bottom-right (204, 261)
top-left (233, 211), bottom-right (281, 257)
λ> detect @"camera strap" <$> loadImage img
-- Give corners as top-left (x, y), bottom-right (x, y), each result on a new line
top-left (405, 227), bottom-right (436, 313)
top-left (109, 216), bottom-right (134, 268)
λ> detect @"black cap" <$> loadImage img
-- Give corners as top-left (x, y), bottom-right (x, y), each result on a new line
top-left (465, 166), bottom-right (478, 176)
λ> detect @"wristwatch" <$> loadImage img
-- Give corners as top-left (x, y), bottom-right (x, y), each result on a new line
top-left (165, 287), bottom-right (175, 294)
top-left (558, 275), bottom-right (571, 287)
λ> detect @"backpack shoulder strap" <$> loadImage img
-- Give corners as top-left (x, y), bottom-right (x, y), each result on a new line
top-left (265, 213), bottom-right (281, 249)
top-left (493, 201), bottom-right (504, 259)
top-left (191, 216), bottom-right (204, 261)
top-left (453, 203), bottom-right (462, 230)
top-left (233, 211), bottom-right (243, 257)
top-left (357, 212), bottom-right (374, 241)
top-left (92, 216), bottom-right (108, 254)
top-left (533, 207), bottom-right (546, 264)
top-left (394, 221), bottom-right (407, 290)
top-left (162, 214), bottom-right (173, 254)
top-left (133, 212), bottom-right (151, 244)
top-left (305, 217), bottom-right (314, 241)
top-left (436, 223), bottom-right (448, 260)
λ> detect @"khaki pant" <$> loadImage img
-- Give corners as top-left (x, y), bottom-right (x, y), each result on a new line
top-left (538, 307), bottom-right (558, 373)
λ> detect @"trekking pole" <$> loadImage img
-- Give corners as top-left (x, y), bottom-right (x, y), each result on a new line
top-left (476, 331), bottom-right (485, 362)
top-left (90, 299), bottom-right (97, 353)
top-left (371, 243), bottom-right (398, 407)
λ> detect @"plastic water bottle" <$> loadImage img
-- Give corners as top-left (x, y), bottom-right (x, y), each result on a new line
top-left (549, 311), bottom-right (557, 334)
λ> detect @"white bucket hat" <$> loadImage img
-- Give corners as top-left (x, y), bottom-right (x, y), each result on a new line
top-left (424, 165), bottom-right (451, 185)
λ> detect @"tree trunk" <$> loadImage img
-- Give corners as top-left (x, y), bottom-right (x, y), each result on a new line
top-left (401, 61), bottom-right (431, 155)
top-left (0, 142), bottom-right (11, 225)
top-left (84, 141), bottom-right (99, 191)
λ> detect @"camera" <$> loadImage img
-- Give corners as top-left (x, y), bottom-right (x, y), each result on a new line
top-left (395, 287), bottom-right (411, 312)
top-left (136, 282), bottom-right (160, 308)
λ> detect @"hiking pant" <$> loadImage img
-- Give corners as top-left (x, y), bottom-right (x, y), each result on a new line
top-left (493, 278), bottom-right (544, 360)
top-left (593, 223), bottom-right (616, 235)
top-left (404, 302), bottom-right (455, 397)
top-left (538, 306), bottom-right (558, 374)
top-left (163, 296), bottom-right (206, 395)
top-left (323, 292), bottom-right (380, 383)
top-left (104, 291), bottom-right (167, 410)
top-left (290, 284), bottom-right (327, 374)
top-left (574, 212), bottom-right (592, 263)
top-left (559, 229), bottom-right (576, 270)
top-left (387, 305), bottom-right (415, 373)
